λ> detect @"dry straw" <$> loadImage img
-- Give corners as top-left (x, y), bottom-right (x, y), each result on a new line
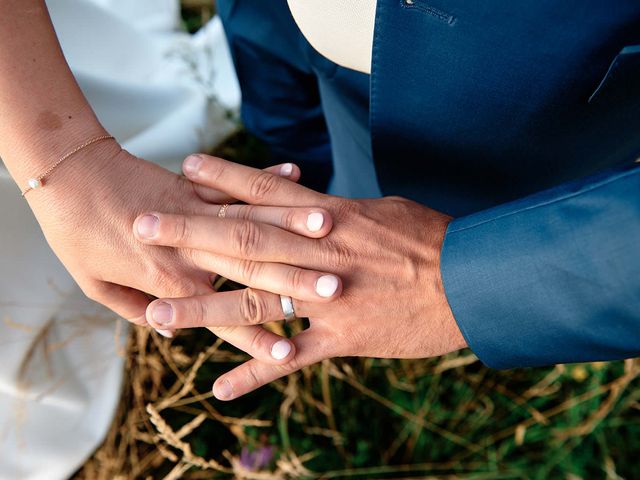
top-left (71, 313), bottom-right (639, 479)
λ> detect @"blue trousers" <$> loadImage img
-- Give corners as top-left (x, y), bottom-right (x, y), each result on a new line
top-left (217, 0), bottom-right (381, 198)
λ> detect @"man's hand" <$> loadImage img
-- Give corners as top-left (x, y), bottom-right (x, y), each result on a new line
top-left (136, 154), bottom-right (468, 400)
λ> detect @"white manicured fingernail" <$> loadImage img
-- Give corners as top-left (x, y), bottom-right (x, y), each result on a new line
top-left (155, 328), bottom-right (174, 338)
top-left (280, 163), bottom-right (293, 176)
top-left (271, 339), bottom-right (292, 360)
top-left (315, 275), bottom-right (339, 298)
top-left (306, 212), bottom-right (324, 232)
top-left (214, 379), bottom-right (234, 400)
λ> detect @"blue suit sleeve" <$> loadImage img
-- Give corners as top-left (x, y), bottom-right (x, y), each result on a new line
top-left (441, 161), bottom-right (640, 369)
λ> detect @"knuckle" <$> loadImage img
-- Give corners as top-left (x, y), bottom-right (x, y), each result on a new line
top-left (202, 157), bottom-right (225, 184)
top-left (286, 268), bottom-right (306, 292)
top-left (244, 363), bottom-right (262, 389)
top-left (237, 259), bottom-right (261, 282)
top-left (331, 199), bottom-right (361, 221)
top-left (172, 215), bottom-right (190, 244)
top-left (231, 221), bottom-right (261, 258)
top-left (237, 205), bottom-right (257, 221)
top-left (153, 269), bottom-right (200, 297)
top-left (184, 298), bottom-right (207, 328)
top-left (281, 209), bottom-right (297, 232)
top-left (150, 268), bottom-right (173, 293)
top-left (177, 278), bottom-right (201, 297)
top-left (248, 172), bottom-right (279, 202)
top-left (319, 238), bottom-right (353, 269)
top-left (239, 289), bottom-right (267, 325)
top-left (248, 327), bottom-right (270, 353)
top-left (388, 196), bottom-right (415, 216)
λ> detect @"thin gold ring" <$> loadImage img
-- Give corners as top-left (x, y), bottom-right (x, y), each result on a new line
top-left (218, 204), bottom-right (230, 218)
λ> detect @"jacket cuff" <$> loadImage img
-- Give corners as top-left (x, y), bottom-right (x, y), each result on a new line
top-left (440, 164), bottom-right (640, 369)
top-left (440, 218), bottom-right (529, 370)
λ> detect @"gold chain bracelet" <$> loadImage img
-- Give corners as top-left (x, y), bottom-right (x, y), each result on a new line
top-left (21, 134), bottom-right (115, 197)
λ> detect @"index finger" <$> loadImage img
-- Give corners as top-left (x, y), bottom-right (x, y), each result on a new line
top-left (192, 162), bottom-right (301, 204)
top-left (182, 154), bottom-right (325, 207)
top-left (212, 327), bottom-right (334, 400)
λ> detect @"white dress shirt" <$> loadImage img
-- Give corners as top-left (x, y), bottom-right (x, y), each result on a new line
top-left (287, 0), bottom-right (376, 74)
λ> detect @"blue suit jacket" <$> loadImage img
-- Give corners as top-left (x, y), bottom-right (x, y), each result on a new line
top-left (219, 0), bottom-right (640, 368)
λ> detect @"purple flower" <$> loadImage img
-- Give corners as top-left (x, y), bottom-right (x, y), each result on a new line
top-left (240, 445), bottom-right (275, 471)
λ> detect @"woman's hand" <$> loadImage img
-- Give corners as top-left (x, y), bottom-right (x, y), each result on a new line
top-left (0, 0), bottom-right (317, 364)
top-left (136, 154), bottom-right (468, 400)
top-left (25, 140), bottom-right (314, 364)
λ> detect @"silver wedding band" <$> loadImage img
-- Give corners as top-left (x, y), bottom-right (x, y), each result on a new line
top-left (280, 295), bottom-right (297, 322)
